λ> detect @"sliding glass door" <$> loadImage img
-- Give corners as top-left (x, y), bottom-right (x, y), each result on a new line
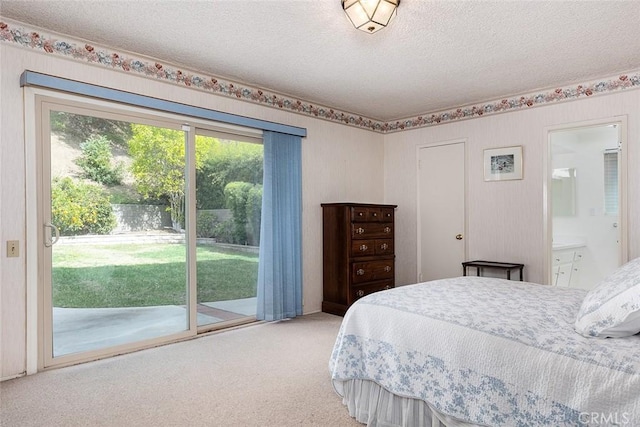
top-left (37, 95), bottom-right (263, 368)
top-left (41, 102), bottom-right (190, 365)
top-left (194, 131), bottom-right (263, 329)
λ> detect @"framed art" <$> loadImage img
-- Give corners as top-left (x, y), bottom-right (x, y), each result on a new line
top-left (484, 146), bottom-right (523, 181)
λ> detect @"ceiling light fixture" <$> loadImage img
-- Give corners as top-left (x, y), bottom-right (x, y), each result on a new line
top-left (342, 0), bottom-right (400, 34)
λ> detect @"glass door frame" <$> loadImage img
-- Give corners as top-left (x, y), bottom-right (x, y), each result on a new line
top-left (193, 128), bottom-right (263, 332)
top-left (27, 89), bottom-right (262, 370)
top-left (38, 97), bottom-right (194, 369)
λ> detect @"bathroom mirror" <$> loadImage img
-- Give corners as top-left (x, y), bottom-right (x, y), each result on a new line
top-left (551, 168), bottom-right (576, 216)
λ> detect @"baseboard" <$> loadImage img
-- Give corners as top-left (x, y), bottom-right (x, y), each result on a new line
top-left (1, 371), bottom-right (26, 382)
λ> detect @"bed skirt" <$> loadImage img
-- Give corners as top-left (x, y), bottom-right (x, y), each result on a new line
top-left (333, 379), bottom-right (483, 427)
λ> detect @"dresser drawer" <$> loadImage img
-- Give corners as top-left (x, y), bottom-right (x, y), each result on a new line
top-left (351, 206), bottom-right (375, 222)
top-left (351, 280), bottom-right (394, 302)
top-left (352, 260), bottom-right (394, 284)
top-left (350, 239), bottom-right (394, 257)
top-left (379, 207), bottom-right (394, 222)
top-left (351, 206), bottom-right (395, 223)
top-left (375, 239), bottom-right (394, 255)
top-left (351, 223), bottom-right (393, 239)
top-left (351, 240), bottom-right (376, 256)
top-left (552, 250), bottom-right (575, 265)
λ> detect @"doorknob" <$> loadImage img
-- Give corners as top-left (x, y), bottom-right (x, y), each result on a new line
top-left (455, 234), bottom-right (463, 240)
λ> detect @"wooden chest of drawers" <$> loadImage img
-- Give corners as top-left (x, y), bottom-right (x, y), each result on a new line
top-left (321, 203), bottom-right (397, 316)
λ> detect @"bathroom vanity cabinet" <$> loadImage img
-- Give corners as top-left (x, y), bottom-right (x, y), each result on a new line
top-left (552, 247), bottom-right (584, 287)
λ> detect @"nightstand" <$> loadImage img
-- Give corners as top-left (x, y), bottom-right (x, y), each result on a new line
top-left (462, 260), bottom-right (524, 281)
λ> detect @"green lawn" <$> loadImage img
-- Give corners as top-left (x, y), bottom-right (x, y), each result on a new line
top-left (52, 243), bottom-right (258, 308)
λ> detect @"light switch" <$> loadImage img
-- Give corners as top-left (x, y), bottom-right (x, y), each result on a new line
top-left (7, 240), bottom-right (19, 257)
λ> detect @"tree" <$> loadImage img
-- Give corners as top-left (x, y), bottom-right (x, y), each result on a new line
top-left (196, 140), bottom-right (263, 209)
top-left (76, 135), bottom-right (124, 185)
top-left (128, 124), bottom-right (213, 230)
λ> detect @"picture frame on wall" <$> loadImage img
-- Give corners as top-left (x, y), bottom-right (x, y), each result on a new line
top-left (484, 146), bottom-right (523, 181)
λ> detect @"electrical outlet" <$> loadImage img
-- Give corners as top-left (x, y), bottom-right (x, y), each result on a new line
top-left (7, 240), bottom-right (19, 257)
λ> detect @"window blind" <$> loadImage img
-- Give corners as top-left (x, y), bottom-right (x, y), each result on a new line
top-left (603, 151), bottom-right (618, 215)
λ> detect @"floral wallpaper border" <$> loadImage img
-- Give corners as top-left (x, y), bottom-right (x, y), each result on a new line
top-left (2, 18), bottom-right (640, 134)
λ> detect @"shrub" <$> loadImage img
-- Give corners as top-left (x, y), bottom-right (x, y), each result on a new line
top-left (212, 219), bottom-right (236, 244)
top-left (224, 181), bottom-right (253, 244)
top-left (195, 140), bottom-right (263, 210)
top-left (51, 177), bottom-right (116, 235)
top-left (109, 186), bottom-right (143, 204)
top-left (246, 184), bottom-right (262, 245)
top-left (196, 211), bottom-right (219, 238)
top-left (76, 135), bottom-right (124, 186)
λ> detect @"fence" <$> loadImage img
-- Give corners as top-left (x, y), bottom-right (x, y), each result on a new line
top-left (112, 204), bottom-right (232, 233)
top-left (112, 204), bottom-right (172, 233)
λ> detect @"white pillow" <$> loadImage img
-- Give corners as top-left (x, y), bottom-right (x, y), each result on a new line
top-left (574, 257), bottom-right (640, 338)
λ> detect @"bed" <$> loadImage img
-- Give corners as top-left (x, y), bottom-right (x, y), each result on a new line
top-left (329, 268), bottom-right (640, 427)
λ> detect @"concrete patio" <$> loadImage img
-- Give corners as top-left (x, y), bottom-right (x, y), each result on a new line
top-left (53, 297), bottom-right (257, 356)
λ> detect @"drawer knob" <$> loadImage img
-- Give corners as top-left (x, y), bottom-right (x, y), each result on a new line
top-left (357, 290), bottom-right (365, 297)
top-left (385, 285), bottom-right (391, 290)
top-left (372, 212), bottom-right (378, 217)
top-left (355, 227), bottom-right (365, 234)
top-left (358, 212), bottom-right (364, 217)
top-left (359, 244), bottom-right (368, 251)
top-left (380, 243), bottom-right (388, 250)
top-left (356, 268), bottom-right (365, 276)
top-left (384, 265), bottom-right (392, 272)
top-left (384, 226), bottom-right (391, 233)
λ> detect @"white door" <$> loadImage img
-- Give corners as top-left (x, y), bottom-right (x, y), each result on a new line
top-left (418, 142), bottom-right (465, 282)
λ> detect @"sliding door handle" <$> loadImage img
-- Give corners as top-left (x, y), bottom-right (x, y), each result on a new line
top-left (44, 223), bottom-right (60, 247)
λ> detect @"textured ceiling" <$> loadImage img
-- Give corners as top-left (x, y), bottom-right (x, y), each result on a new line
top-left (2, 0), bottom-right (640, 121)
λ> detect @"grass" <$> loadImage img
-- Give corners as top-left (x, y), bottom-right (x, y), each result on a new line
top-left (52, 243), bottom-right (258, 308)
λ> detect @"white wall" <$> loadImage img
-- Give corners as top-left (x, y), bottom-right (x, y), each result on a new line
top-left (0, 42), bottom-right (385, 379)
top-left (384, 92), bottom-right (640, 287)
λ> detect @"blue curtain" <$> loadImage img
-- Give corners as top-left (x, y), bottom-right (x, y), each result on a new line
top-left (256, 131), bottom-right (303, 321)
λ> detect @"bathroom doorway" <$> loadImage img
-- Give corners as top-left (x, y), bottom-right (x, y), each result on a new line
top-left (547, 118), bottom-right (627, 290)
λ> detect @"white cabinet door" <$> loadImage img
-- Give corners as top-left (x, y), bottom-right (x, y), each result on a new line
top-left (568, 249), bottom-right (584, 288)
top-left (552, 265), bottom-right (561, 286)
top-left (556, 263), bottom-right (573, 287)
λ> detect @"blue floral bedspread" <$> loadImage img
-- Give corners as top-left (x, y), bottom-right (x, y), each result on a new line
top-left (329, 277), bottom-right (640, 426)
